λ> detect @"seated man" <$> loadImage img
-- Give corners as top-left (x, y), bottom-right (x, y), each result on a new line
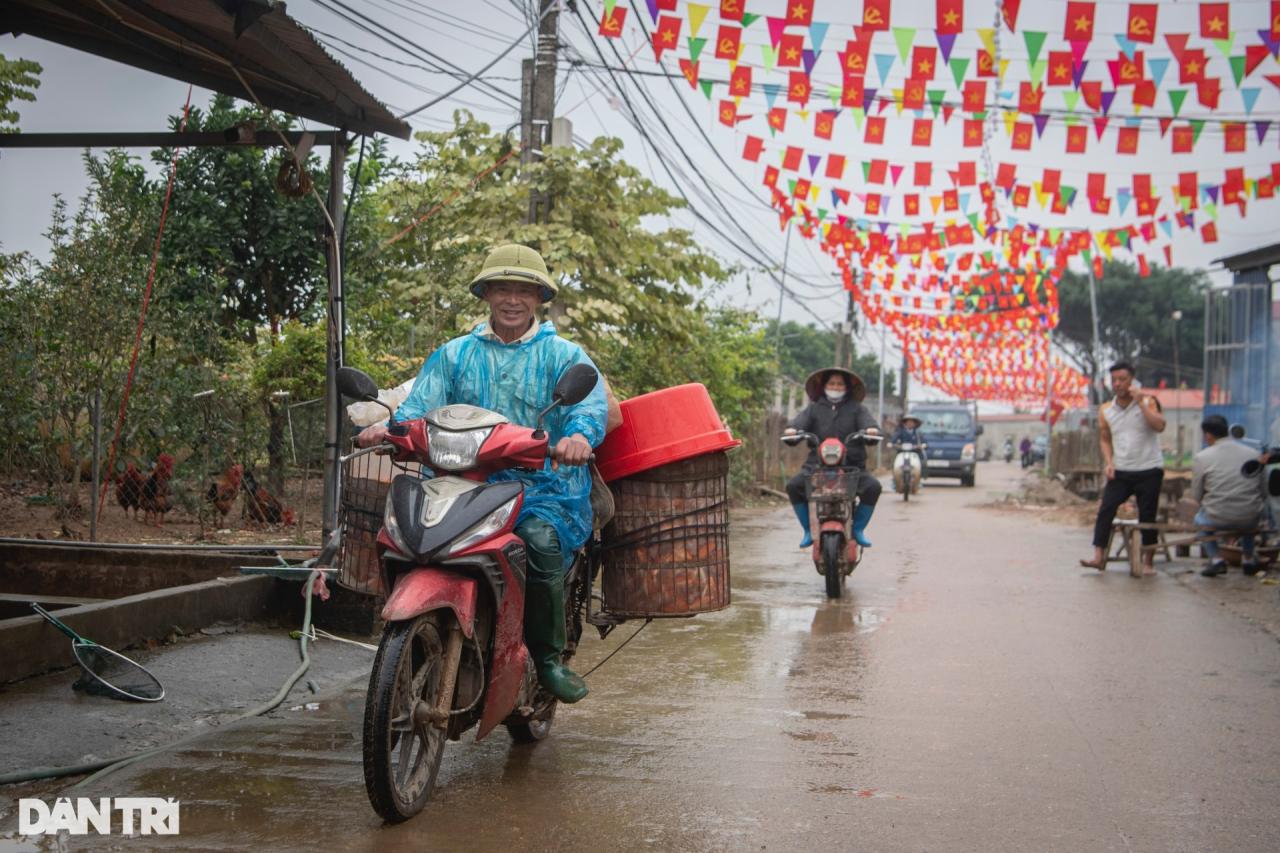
top-left (359, 244), bottom-right (607, 702)
top-left (1192, 415), bottom-right (1268, 577)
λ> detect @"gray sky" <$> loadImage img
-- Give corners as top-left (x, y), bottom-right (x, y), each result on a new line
top-left (2, 0), bottom-right (1275, 405)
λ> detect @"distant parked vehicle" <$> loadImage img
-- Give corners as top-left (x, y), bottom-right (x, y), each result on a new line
top-left (1023, 435), bottom-right (1048, 468)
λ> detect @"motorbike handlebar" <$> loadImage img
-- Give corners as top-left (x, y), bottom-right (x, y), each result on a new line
top-left (781, 430), bottom-right (883, 446)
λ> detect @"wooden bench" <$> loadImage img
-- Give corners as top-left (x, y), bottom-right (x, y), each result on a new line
top-left (1111, 522), bottom-right (1271, 577)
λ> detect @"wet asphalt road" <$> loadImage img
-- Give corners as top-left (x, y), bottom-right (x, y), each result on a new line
top-left (9, 463), bottom-right (1280, 851)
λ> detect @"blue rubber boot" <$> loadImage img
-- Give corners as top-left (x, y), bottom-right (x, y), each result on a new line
top-left (852, 503), bottom-right (875, 548)
top-left (791, 503), bottom-right (812, 549)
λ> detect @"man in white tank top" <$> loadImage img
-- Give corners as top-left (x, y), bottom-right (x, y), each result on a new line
top-left (1079, 361), bottom-right (1167, 575)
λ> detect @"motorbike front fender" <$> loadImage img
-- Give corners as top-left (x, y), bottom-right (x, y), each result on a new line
top-left (381, 568), bottom-right (479, 638)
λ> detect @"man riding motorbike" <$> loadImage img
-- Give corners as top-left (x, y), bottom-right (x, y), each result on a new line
top-left (357, 243), bottom-right (607, 704)
top-left (891, 412), bottom-right (927, 482)
top-left (783, 368), bottom-right (882, 549)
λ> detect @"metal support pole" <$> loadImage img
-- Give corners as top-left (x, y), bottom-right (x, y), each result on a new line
top-left (1086, 262), bottom-right (1103, 408)
top-left (877, 326), bottom-right (886, 469)
top-left (90, 389), bottom-right (101, 543)
top-left (322, 136), bottom-right (347, 537)
top-left (1172, 310), bottom-right (1182, 465)
top-left (773, 225), bottom-right (792, 362)
top-left (1044, 331), bottom-right (1054, 475)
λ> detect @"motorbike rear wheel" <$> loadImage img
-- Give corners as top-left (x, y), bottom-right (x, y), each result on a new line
top-left (506, 697), bottom-right (557, 743)
top-left (363, 612), bottom-right (450, 823)
top-left (821, 532), bottom-right (844, 599)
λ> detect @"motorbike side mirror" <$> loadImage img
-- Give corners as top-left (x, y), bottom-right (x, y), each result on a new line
top-left (338, 366), bottom-right (395, 420)
top-left (338, 366), bottom-right (380, 402)
top-left (553, 363), bottom-right (599, 407)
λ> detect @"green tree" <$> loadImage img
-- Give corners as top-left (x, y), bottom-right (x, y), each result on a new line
top-left (1055, 260), bottom-right (1208, 393)
top-left (764, 320), bottom-right (895, 394)
top-left (0, 53), bottom-right (41, 131)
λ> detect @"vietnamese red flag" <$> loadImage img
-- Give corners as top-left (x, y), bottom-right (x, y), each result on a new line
top-left (841, 74), bottom-right (865, 107)
top-left (903, 78), bottom-right (926, 109)
top-left (936, 0), bottom-right (963, 34)
top-left (976, 49), bottom-right (996, 78)
top-left (1202, 221), bottom-right (1218, 243)
top-left (1132, 79), bottom-right (1156, 107)
top-left (720, 0), bottom-right (744, 23)
top-left (730, 64), bottom-right (752, 97)
top-left (996, 162), bottom-right (1017, 189)
top-left (599, 6), bottom-right (626, 37)
top-left (1273, 1), bottom-right (1280, 40)
top-left (718, 100), bottom-right (737, 127)
top-left (1179, 49), bottom-right (1208, 83)
top-left (1133, 172), bottom-right (1152, 198)
top-left (1087, 173), bottom-right (1106, 200)
top-left (763, 165), bottom-right (780, 188)
top-left (826, 154), bottom-right (846, 179)
top-left (1012, 185), bottom-right (1031, 207)
top-left (867, 159), bottom-right (888, 183)
top-left (786, 0), bottom-right (814, 27)
top-left (862, 0), bottom-right (890, 32)
top-left (1042, 168), bottom-right (1061, 194)
top-left (912, 46), bottom-right (937, 80)
top-left (1047, 52), bottom-right (1073, 86)
top-left (793, 178), bottom-right (811, 200)
top-left (963, 119), bottom-right (983, 147)
top-left (1011, 122), bottom-right (1033, 150)
top-left (905, 194), bottom-right (920, 215)
top-left (1171, 125), bottom-right (1194, 152)
top-left (1018, 82), bottom-right (1044, 114)
top-left (1065, 2), bottom-right (1096, 41)
top-left (914, 162), bottom-right (932, 186)
top-left (768, 107), bottom-right (787, 132)
top-left (1225, 122), bottom-right (1246, 152)
top-left (1127, 4), bottom-right (1157, 43)
top-left (715, 25), bottom-right (741, 60)
top-left (777, 33), bottom-right (804, 67)
top-left (783, 145), bottom-right (803, 171)
top-left (912, 118), bottom-right (933, 146)
top-left (743, 136), bottom-right (764, 162)
top-left (1066, 124), bottom-right (1088, 153)
top-left (788, 71), bottom-right (811, 105)
top-left (1117, 126), bottom-right (1139, 154)
top-left (865, 115), bottom-right (886, 144)
top-left (652, 16), bottom-right (681, 60)
top-left (1199, 3), bottom-right (1229, 39)
top-left (866, 194), bottom-right (881, 215)
top-left (815, 111), bottom-right (836, 140)
top-left (963, 80), bottom-right (987, 112)
top-left (1178, 171), bottom-right (1198, 197)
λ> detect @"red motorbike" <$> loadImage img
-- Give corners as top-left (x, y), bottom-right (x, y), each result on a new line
top-left (334, 364), bottom-right (601, 823)
top-left (781, 430), bottom-right (881, 598)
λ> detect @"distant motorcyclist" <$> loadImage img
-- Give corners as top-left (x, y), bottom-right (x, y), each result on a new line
top-left (1003, 437), bottom-right (1015, 463)
top-left (1019, 436), bottom-right (1032, 467)
top-left (783, 368), bottom-right (882, 549)
top-left (891, 413), bottom-right (927, 480)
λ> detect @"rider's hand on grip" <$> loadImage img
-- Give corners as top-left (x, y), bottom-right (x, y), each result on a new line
top-left (357, 423), bottom-right (389, 448)
top-left (550, 433), bottom-right (593, 470)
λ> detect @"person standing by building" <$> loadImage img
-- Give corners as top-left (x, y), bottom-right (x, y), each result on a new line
top-left (1079, 362), bottom-right (1167, 576)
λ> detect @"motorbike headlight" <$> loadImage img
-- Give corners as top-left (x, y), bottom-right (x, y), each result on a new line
top-left (383, 497), bottom-right (410, 555)
top-left (444, 496), bottom-right (519, 556)
top-left (427, 424), bottom-right (492, 471)
top-left (961, 442), bottom-right (975, 460)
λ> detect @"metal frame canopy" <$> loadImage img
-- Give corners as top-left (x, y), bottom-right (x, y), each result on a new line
top-left (1, 0), bottom-right (410, 140)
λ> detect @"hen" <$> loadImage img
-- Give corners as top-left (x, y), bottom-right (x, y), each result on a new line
top-left (139, 454), bottom-right (176, 525)
top-left (242, 470), bottom-right (295, 527)
top-left (204, 463), bottom-right (244, 522)
top-left (115, 463), bottom-right (145, 518)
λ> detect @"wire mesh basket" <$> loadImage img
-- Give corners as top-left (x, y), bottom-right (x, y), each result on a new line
top-left (336, 448), bottom-right (423, 597)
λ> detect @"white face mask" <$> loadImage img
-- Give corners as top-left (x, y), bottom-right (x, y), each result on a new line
top-left (825, 390), bottom-right (845, 403)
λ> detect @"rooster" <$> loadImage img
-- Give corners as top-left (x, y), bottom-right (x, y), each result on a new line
top-left (139, 454), bottom-right (176, 525)
top-left (242, 470), bottom-right (295, 527)
top-left (204, 463), bottom-right (244, 522)
top-left (115, 463), bottom-right (145, 518)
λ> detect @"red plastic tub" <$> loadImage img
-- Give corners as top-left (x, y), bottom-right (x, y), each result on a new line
top-left (594, 383), bottom-right (740, 482)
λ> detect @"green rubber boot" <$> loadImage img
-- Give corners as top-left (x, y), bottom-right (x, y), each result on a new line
top-left (524, 572), bottom-right (588, 703)
top-left (519, 519), bottom-right (588, 704)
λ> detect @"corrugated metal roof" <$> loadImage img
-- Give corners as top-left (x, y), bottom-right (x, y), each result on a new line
top-left (2, 0), bottom-right (410, 139)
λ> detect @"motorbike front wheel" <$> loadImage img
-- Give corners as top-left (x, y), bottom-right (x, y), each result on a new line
top-left (363, 612), bottom-right (450, 823)
top-left (902, 470), bottom-right (911, 501)
top-left (821, 532), bottom-right (844, 599)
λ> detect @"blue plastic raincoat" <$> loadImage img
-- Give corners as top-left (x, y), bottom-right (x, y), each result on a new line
top-left (394, 320), bottom-right (608, 561)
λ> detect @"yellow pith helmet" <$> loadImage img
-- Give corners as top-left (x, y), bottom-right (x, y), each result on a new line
top-left (468, 243), bottom-right (558, 302)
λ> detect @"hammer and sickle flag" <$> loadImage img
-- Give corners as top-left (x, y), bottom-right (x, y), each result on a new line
top-left (862, 0), bottom-right (890, 32)
top-left (1126, 4), bottom-right (1157, 44)
top-left (720, 0), bottom-right (743, 23)
top-left (715, 25), bottom-right (741, 60)
top-left (718, 100), bottom-right (738, 127)
top-left (1273, 1), bottom-right (1280, 41)
top-left (598, 5), bottom-right (626, 37)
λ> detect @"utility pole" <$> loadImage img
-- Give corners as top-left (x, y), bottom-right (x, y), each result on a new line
top-left (1172, 309), bottom-right (1183, 464)
top-left (524, 0), bottom-right (560, 226)
top-left (1086, 261), bottom-right (1103, 410)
